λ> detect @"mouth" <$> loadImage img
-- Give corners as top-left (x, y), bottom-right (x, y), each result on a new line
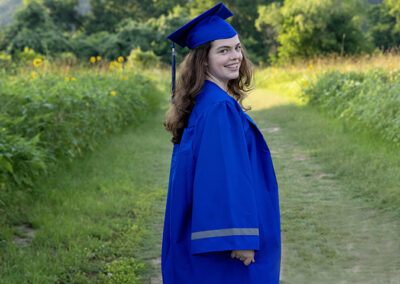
top-left (225, 63), bottom-right (240, 71)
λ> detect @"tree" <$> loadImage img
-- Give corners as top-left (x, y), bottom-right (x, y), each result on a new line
top-left (367, 0), bottom-right (400, 50)
top-left (42, 0), bottom-right (83, 32)
top-left (4, 1), bottom-right (69, 55)
top-left (257, 0), bottom-right (371, 62)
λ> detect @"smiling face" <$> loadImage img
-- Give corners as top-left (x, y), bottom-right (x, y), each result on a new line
top-left (206, 35), bottom-right (243, 89)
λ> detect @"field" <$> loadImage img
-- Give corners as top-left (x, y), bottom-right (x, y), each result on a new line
top-left (0, 53), bottom-right (399, 283)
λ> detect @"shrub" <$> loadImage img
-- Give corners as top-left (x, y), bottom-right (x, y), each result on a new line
top-left (127, 48), bottom-right (159, 69)
top-left (302, 70), bottom-right (400, 145)
top-left (0, 69), bottom-right (163, 191)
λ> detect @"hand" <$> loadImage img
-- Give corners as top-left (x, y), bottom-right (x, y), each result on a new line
top-left (230, 250), bottom-right (255, 266)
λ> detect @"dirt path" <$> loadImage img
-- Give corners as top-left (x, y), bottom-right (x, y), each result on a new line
top-left (248, 90), bottom-right (399, 284)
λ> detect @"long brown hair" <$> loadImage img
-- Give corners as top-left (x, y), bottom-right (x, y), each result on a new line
top-left (163, 40), bottom-right (253, 144)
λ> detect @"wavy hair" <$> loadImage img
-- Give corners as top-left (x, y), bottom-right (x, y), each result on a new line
top-left (163, 40), bottom-right (253, 144)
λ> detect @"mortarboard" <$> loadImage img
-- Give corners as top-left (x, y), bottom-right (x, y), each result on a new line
top-left (167, 3), bottom-right (237, 93)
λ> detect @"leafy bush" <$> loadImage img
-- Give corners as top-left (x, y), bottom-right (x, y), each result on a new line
top-left (302, 70), bottom-right (400, 145)
top-left (127, 48), bottom-right (159, 69)
top-left (0, 68), bottom-right (163, 191)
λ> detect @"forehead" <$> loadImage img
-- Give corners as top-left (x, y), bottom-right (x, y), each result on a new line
top-left (211, 35), bottom-right (240, 49)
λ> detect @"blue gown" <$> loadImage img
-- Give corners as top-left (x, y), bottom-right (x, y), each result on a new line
top-left (162, 80), bottom-right (281, 283)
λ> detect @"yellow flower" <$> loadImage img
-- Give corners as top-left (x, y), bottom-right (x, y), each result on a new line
top-left (71, 77), bottom-right (77, 81)
top-left (90, 56), bottom-right (96, 63)
top-left (65, 76), bottom-right (70, 82)
top-left (308, 64), bottom-right (313, 70)
top-left (31, 71), bottom-right (38, 79)
top-left (117, 56), bottom-right (124, 63)
top-left (96, 56), bottom-right (102, 61)
top-left (33, 58), bottom-right (43, 67)
top-left (390, 77), bottom-right (395, 82)
top-left (110, 91), bottom-right (116, 96)
top-left (109, 64), bottom-right (115, 70)
top-left (389, 63), bottom-right (393, 68)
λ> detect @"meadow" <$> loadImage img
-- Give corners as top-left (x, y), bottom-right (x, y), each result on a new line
top-left (0, 52), bottom-right (399, 283)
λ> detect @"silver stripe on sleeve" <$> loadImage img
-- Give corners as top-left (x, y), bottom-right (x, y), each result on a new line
top-left (191, 228), bottom-right (259, 240)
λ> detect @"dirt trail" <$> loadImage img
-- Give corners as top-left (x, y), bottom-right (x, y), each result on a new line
top-left (249, 90), bottom-right (399, 284)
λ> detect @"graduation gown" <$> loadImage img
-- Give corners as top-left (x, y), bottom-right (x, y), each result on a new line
top-left (162, 80), bottom-right (281, 284)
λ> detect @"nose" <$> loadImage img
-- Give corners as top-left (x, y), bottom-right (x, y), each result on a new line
top-left (230, 49), bottom-right (242, 61)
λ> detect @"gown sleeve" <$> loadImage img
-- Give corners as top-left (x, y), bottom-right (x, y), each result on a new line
top-left (190, 100), bottom-right (260, 255)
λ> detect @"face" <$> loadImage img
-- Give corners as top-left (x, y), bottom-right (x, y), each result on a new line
top-left (206, 35), bottom-right (243, 86)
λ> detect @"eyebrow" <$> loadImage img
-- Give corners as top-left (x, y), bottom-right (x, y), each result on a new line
top-left (216, 43), bottom-right (241, 50)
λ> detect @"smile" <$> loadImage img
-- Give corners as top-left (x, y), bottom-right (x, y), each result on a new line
top-left (225, 63), bottom-right (240, 70)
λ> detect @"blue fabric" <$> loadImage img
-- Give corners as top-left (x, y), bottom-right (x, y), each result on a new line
top-left (167, 3), bottom-right (237, 49)
top-left (162, 80), bottom-right (281, 284)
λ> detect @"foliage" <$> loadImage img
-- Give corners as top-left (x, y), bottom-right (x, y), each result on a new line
top-left (367, 0), bottom-right (400, 50)
top-left (99, 257), bottom-right (145, 283)
top-left (302, 70), bottom-right (400, 145)
top-left (257, 0), bottom-right (372, 62)
top-left (127, 48), bottom-right (159, 69)
top-left (3, 1), bottom-right (70, 56)
top-left (84, 0), bottom-right (187, 33)
top-left (0, 50), bottom-right (11, 67)
top-left (0, 64), bottom-right (163, 191)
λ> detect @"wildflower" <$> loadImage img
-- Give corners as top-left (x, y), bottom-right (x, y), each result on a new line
top-left (303, 81), bottom-right (308, 86)
top-left (33, 58), bottom-right (43, 67)
top-left (90, 56), bottom-right (96, 63)
top-left (117, 56), bottom-right (124, 63)
top-left (96, 56), bottom-right (102, 61)
top-left (31, 71), bottom-right (38, 79)
top-left (114, 61), bottom-right (121, 68)
top-left (389, 63), bottom-right (393, 68)
top-left (272, 67), bottom-right (278, 73)
top-left (109, 64), bottom-right (115, 70)
top-left (390, 77), bottom-right (395, 82)
top-left (308, 64), bottom-right (313, 70)
top-left (65, 77), bottom-right (70, 82)
top-left (110, 91), bottom-right (116, 96)
top-left (71, 77), bottom-right (77, 81)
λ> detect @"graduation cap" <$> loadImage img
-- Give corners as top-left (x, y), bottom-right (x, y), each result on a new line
top-left (167, 3), bottom-right (237, 93)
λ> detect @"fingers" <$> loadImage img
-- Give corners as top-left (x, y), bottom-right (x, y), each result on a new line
top-left (243, 258), bottom-right (252, 266)
top-left (230, 250), bottom-right (256, 266)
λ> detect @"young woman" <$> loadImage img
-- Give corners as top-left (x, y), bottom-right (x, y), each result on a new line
top-left (162, 3), bottom-right (281, 283)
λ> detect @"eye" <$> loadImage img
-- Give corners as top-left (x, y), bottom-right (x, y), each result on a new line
top-left (219, 49), bottom-right (228, 54)
top-left (235, 45), bottom-right (242, 51)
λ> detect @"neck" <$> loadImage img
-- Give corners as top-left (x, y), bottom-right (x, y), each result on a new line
top-left (206, 74), bottom-right (228, 92)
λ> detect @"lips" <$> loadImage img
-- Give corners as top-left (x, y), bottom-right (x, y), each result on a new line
top-left (225, 63), bottom-right (240, 70)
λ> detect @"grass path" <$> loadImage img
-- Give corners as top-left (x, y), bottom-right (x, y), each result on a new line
top-left (246, 90), bottom-right (399, 283)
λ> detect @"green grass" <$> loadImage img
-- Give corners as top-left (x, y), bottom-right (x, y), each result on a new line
top-left (0, 106), bottom-right (172, 283)
top-left (246, 89), bottom-right (399, 283)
